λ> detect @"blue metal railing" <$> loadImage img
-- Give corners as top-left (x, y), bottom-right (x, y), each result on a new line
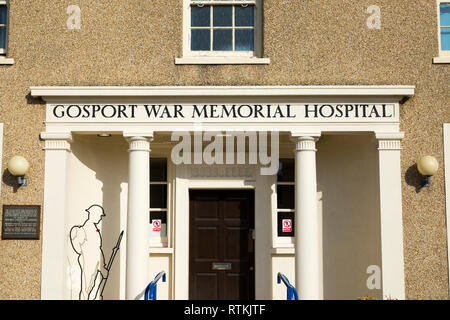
top-left (277, 273), bottom-right (298, 300)
top-left (145, 271), bottom-right (167, 300)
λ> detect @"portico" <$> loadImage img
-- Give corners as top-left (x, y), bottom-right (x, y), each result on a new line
top-left (32, 86), bottom-right (414, 300)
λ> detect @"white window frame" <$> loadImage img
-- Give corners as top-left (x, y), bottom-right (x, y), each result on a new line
top-left (176, 0), bottom-right (270, 64)
top-left (0, 0), bottom-right (13, 65)
top-left (434, 0), bottom-right (450, 63)
top-left (149, 156), bottom-right (172, 248)
top-left (274, 179), bottom-right (296, 247)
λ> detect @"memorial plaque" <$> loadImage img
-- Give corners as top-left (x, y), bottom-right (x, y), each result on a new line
top-left (2, 205), bottom-right (40, 240)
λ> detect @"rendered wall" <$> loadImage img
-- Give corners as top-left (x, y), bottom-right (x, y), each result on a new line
top-left (0, 1), bottom-right (448, 299)
top-left (317, 134), bottom-right (382, 300)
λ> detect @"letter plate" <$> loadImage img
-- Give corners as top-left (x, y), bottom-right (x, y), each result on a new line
top-left (212, 262), bottom-right (232, 271)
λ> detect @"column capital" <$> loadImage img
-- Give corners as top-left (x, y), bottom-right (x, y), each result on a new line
top-left (123, 132), bottom-right (154, 140)
top-left (375, 132), bottom-right (404, 151)
top-left (290, 134), bottom-right (320, 152)
top-left (40, 132), bottom-right (72, 151)
top-left (126, 136), bottom-right (153, 152)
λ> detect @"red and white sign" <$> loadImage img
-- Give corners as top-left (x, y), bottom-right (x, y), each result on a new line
top-left (152, 219), bottom-right (161, 232)
top-left (282, 219), bottom-right (292, 232)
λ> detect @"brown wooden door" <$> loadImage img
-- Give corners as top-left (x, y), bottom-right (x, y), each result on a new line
top-left (189, 190), bottom-right (255, 300)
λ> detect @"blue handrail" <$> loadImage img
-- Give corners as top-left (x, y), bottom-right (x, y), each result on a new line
top-left (277, 273), bottom-right (299, 300)
top-left (145, 271), bottom-right (167, 300)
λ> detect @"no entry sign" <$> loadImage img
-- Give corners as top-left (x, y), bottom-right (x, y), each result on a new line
top-left (282, 219), bottom-right (292, 233)
top-left (152, 219), bottom-right (161, 232)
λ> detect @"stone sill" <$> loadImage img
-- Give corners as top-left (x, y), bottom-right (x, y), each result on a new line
top-left (271, 246), bottom-right (295, 255)
top-left (175, 56), bottom-right (270, 65)
top-left (149, 247), bottom-right (173, 254)
top-left (433, 57), bottom-right (450, 64)
top-left (0, 56), bottom-right (14, 65)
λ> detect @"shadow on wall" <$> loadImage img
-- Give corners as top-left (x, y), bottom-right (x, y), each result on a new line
top-left (404, 164), bottom-right (423, 194)
top-left (2, 169), bottom-right (20, 193)
top-left (317, 133), bottom-right (383, 300)
top-left (70, 135), bottom-right (129, 300)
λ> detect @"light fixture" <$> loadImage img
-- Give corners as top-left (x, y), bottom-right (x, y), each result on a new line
top-left (417, 155), bottom-right (439, 188)
top-left (7, 156), bottom-right (30, 187)
top-left (97, 133), bottom-right (112, 138)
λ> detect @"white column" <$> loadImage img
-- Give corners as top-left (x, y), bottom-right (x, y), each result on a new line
top-left (292, 134), bottom-right (323, 300)
top-left (125, 134), bottom-right (152, 300)
top-left (40, 132), bottom-right (72, 300)
top-left (376, 132), bottom-right (405, 300)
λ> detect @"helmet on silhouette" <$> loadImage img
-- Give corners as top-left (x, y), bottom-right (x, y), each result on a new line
top-left (85, 205), bottom-right (105, 223)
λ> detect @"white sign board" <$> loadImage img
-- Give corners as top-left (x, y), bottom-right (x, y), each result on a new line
top-left (46, 103), bottom-right (398, 123)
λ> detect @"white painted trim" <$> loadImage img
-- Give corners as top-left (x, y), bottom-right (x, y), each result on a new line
top-left (149, 248), bottom-right (174, 254)
top-left (175, 56), bottom-right (270, 65)
top-left (270, 247), bottom-right (295, 255)
top-left (375, 132), bottom-right (406, 300)
top-left (30, 85), bottom-right (415, 99)
top-left (443, 123), bottom-right (450, 297)
top-left (40, 132), bottom-right (73, 142)
top-left (40, 133), bottom-right (73, 299)
top-left (0, 56), bottom-right (13, 65)
top-left (181, 0), bottom-right (265, 62)
top-left (173, 164), bottom-right (272, 300)
top-left (0, 1), bottom-right (12, 61)
top-left (437, 1), bottom-right (450, 58)
top-left (433, 56), bottom-right (450, 63)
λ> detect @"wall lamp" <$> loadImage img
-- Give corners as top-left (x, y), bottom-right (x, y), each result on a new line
top-left (417, 155), bottom-right (439, 188)
top-left (7, 156), bottom-right (30, 187)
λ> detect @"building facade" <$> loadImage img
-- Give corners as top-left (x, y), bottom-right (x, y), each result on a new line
top-left (0, 1), bottom-right (449, 300)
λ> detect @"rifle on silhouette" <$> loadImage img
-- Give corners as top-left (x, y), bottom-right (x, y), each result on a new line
top-left (95, 230), bottom-right (124, 300)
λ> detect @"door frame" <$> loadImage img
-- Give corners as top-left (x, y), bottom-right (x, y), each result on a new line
top-left (174, 164), bottom-right (273, 299)
top-left (188, 189), bottom-right (256, 300)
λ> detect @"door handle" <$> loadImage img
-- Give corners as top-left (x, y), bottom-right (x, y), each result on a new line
top-left (248, 229), bottom-right (255, 252)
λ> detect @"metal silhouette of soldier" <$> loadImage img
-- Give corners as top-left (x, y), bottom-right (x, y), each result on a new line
top-left (69, 205), bottom-right (108, 300)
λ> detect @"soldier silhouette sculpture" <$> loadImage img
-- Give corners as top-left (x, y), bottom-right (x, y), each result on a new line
top-left (69, 205), bottom-right (123, 300)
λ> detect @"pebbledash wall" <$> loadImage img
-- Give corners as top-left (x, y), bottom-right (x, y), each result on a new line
top-left (0, 0), bottom-right (449, 300)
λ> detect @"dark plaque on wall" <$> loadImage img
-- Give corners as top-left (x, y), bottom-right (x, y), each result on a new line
top-left (2, 205), bottom-right (40, 240)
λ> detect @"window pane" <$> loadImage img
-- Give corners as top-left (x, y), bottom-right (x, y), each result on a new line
top-left (0, 27), bottom-right (6, 49)
top-left (440, 4), bottom-right (450, 27)
top-left (213, 5), bottom-right (232, 27)
top-left (235, 5), bottom-right (254, 27)
top-left (191, 5), bottom-right (210, 27)
top-left (277, 212), bottom-right (295, 237)
top-left (191, 29), bottom-right (211, 51)
top-left (277, 159), bottom-right (295, 182)
top-left (213, 29), bottom-right (232, 51)
top-left (150, 158), bottom-right (167, 182)
top-left (441, 28), bottom-right (450, 50)
top-left (150, 184), bottom-right (167, 209)
top-left (235, 29), bottom-right (254, 51)
top-left (277, 185), bottom-right (295, 209)
top-left (0, 6), bottom-right (7, 25)
top-left (150, 211), bottom-right (167, 238)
